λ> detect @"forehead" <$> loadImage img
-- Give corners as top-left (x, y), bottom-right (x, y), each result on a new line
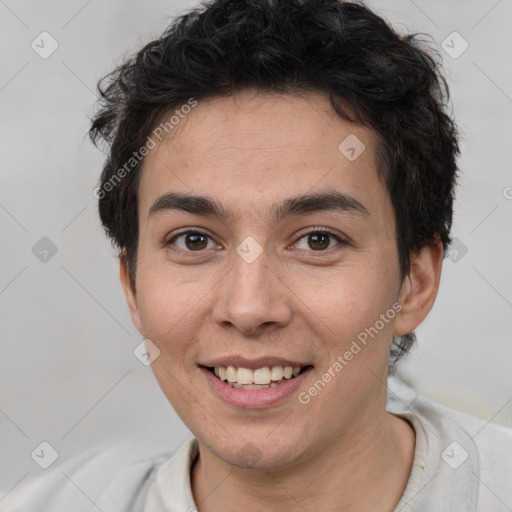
top-left (138, 91), bottom-right (390, 225)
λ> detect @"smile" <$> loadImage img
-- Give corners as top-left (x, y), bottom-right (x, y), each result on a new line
top-left (200, 362), bottom-right (314, 408)
top-left (208, 364), bottom-right (312, 389)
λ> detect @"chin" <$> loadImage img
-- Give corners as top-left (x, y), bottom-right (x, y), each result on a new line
top-left (205, 429), bottom-right (308, 471)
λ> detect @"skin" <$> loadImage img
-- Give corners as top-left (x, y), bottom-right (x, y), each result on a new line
top-left (120, 90), bottom-right (443, 511)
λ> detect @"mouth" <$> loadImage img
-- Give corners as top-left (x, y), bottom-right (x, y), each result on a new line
top-left (201, 364), bottom-right (314, 390)
top-left (198, 356), bottom-right (315, 408)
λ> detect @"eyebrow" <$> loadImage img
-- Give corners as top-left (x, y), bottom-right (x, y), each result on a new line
top-left (148, 190), bottom-right (370, 222)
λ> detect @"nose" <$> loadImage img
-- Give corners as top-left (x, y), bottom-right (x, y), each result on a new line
top-left (211, 247), bottom-right (293, 336)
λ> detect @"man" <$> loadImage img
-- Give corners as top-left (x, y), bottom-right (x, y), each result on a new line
top-left (13, 0), bottom-right (512, 510)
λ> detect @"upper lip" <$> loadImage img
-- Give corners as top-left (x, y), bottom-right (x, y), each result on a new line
top-left (200, 355), bottom-right (313, 370)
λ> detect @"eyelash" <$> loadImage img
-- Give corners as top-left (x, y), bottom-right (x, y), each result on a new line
top-left (164, 227), bottom-right (348, 255)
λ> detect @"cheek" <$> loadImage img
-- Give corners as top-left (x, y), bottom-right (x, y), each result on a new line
top-left (134, 269), bottom-right (211, 409)
top-left (134, 259), bottom-right (215, 359)
top-left (293, 263), bottom-right (395, 343)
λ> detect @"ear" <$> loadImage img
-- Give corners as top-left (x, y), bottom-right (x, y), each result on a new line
top-left (394, 240), bottom-right (444, 337)
top-left (120, 256), bottom-right (143, 333)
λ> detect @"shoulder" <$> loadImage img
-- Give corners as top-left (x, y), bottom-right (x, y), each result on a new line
top-left (420, 393), bottom-right (512, 502)
top-left (9, 440), bottom-right (171, 512)
top-left (387, 373), bottom-right (512, 450)
top-left (387, 374), bottom-right (512, 511)
top-left (410, 387), bottom-right (512, 464)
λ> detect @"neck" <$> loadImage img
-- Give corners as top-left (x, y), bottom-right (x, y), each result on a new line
top-left (191, 405), bottom-right (415, 512)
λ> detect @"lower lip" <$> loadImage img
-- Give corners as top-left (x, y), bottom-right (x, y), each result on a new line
top-left (200, 366), bottom-right (313, 409)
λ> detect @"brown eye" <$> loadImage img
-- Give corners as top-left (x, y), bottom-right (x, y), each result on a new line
top-left (185, 232), bottom-right (207, 250)
top-left (167, 230), bottom-right (217, 251)
top-left (294, 229), bottom-right (346, 252)
top-left (308, 232), bottom-right (330, 250)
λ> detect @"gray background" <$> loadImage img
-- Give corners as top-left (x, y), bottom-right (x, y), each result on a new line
top-left (1, 0), bottom-right (511, 507)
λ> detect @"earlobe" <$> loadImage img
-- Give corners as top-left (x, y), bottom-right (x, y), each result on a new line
top-left (393, 240), bottom-right (444, 337)
top-left (119, 257), bottom-right (143, 333)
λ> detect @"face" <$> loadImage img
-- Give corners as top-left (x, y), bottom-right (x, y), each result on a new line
top-left (122, 91), bottom-right (411, 470)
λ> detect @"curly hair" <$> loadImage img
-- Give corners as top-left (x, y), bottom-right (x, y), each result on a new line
top-left (89, 0), bottom-right (460, 367)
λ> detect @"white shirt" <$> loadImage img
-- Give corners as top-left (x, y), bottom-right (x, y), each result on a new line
top-left (11, 375), bottom-right (512, 511)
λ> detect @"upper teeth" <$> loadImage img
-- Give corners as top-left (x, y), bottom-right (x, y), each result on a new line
top-left (214, 365), bottom-right (301, 384)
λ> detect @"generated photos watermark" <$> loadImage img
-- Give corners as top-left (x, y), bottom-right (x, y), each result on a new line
top-left (93, 97), bottom-right (198, 200)
top-left (298, 301), bottom-right (403, 404)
